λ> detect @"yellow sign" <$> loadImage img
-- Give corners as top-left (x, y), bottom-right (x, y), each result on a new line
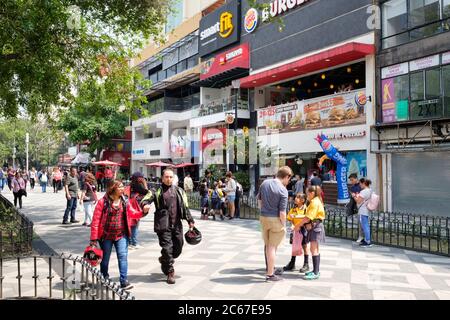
top-left (219, 12), bottom-right (234, 38)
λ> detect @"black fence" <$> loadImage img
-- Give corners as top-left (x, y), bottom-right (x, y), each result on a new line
top-left (187, 193), bottom-right (450, 257)
top-left (0, 253), bottom-right (134, 300)
top-left (0, 195), bottom-right (34, 258)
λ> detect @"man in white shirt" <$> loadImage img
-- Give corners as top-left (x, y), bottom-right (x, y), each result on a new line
top-left (224, 171), bottom-right (237, 220)
top-left (183, 174), bottom-right (194, 194)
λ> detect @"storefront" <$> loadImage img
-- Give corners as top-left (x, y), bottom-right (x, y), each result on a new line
top-left (374, 0), bottom-right (450, 216)
top-left (237, 0), bottom-right (377, 200)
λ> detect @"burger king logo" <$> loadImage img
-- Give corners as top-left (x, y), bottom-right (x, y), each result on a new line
top-left (355, 92), bottom-right (367, 107)
top-left (322, 141), bottom-right (332, 152)
top-left (244, 8), bottom-right (258, 33)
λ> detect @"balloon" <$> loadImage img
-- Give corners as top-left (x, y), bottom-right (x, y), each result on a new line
top-left (316, 134), bottom-right (349, 204)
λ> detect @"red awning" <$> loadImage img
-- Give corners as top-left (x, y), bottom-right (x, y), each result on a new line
top-left (239, 42), bottom-right (375, 88)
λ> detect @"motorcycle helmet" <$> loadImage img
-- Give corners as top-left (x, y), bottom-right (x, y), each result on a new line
top-left (83, 246), bottom-right (103, 267)
top-left (184, 227), bottom-right (202, 245)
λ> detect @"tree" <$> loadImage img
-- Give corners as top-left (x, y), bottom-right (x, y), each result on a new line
top-left (0, 0), bottom-right (173, 118)
top-left (58, 56), bottom-right (147, 160)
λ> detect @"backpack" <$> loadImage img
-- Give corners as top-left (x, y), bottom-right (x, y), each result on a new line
top-left (211, 189), bottom-right (220, 200)
top-left (367, 191), bottom-right (380, 212)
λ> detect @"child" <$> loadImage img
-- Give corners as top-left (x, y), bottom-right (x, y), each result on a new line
top-left (283, 193), bottom-right (311, 272)
top-left (210, 182), bottom-right (225, 221)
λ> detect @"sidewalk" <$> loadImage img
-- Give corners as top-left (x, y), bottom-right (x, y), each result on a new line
top-left (2, 188), bottom-right (450, 300)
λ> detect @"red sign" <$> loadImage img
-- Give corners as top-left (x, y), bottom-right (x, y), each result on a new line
top-left (200, 43), bottom-right (250, 80)
top-left (201, 127), bottom-right (227, 151)
top-left (102, 151), bottom-right (131, 168)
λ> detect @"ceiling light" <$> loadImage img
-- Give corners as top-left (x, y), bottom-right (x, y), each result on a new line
top-left (355, 79), bottom-right (360, 84)
top-left (330, 84), bottom-right (334, 89)
top-left (314, 82), bottom-right (318, 87)
top-left (347, 67), bottom-right (352, 73)
top-left (321, 74), bottom-right (326, 80)
top-left (297, 80), bottom-right (302, 85)
top-left (291, 87), bottom-right (296, 92)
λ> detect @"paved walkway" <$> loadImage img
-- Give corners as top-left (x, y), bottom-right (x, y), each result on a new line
top-left (2, 188), bottom-right (450, 300)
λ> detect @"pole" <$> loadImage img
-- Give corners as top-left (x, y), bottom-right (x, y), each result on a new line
top-left (26, 133), bottom-right (29, 174)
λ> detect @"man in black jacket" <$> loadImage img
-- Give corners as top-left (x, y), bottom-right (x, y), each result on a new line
top-left (148, 168), bottom-right (195, 284)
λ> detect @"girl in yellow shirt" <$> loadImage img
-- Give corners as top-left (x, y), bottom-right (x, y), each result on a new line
top-left (283, 193), bottom-right (311, 272)
top-left (296, 186), bottom-right (326, 280)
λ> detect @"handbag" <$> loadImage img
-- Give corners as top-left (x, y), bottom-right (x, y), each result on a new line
top-left (345, 197), bottom-right (358, 216)
top-left (19, 189), bottom-right (27, 197)
top-left (292, 230), bottom-right (303, 256)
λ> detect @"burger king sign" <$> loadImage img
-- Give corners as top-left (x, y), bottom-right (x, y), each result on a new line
top-left (244, 8), bottom-right (258, 33)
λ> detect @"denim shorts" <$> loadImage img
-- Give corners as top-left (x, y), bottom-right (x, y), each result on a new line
top-left (227, 195), bottom-right (236, 202)
top-left (201, 197), bottom-right (209, 208)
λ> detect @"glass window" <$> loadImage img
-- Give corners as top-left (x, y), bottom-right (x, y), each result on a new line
top-left (444, 0), bottom-right (450, 17)
top-left (410, 71), bottom-right (425, 101)
top-left (443, 65), bottom-right (450, 116)
top-left (382, 0), bottom-right (408, 38)
top-left (409, 0), bottom-right (441, 28)
top-left (187, 55), bottom-right (198, 69)
top-left (409, 21), bottom-right (442, 39)
top-left (166, 65), bottom-right (177, 78)
top-left (425, 68), bottom-right (441, 98)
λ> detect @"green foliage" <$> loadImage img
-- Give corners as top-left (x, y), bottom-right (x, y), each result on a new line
top-left (233, 171), bottom-right (250, 192)
top-left (0, 0), bottom-right (173, 118)
top-left (0, 201), bottom-right (18, 233)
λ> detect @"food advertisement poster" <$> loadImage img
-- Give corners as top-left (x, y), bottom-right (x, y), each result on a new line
top-left (257, 90), bottom-right (367, 135)
top-left (345, 151), bottom-right (367, 180)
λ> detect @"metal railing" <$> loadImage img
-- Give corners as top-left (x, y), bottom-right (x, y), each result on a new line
top-left (0, 253), bottom-right (134, 300)
top-left (187, 193), bottom-right (450, 256)
top-left (0, 195), bottom-right (34, 258)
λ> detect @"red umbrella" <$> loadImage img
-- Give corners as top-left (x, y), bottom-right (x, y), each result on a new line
top-left (145, 161), bottom-right (174, 168)
top-left (173, 163), bottom-right (196, 168)
top-left (92, 160), bottom-right (121, 166)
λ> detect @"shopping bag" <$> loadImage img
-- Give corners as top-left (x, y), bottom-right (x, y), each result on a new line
top-left (292, 230), bottom-right (303, 256)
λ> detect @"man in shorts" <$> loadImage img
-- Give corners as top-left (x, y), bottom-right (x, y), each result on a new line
top-left (257, 166), bottom-right (293, 282)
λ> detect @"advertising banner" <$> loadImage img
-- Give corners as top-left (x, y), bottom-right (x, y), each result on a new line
top-left (257, 90), bottom-right (367, 135)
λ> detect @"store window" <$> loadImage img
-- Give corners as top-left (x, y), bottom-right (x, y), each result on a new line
top-left (443, 65), bottom-right (450, 116)
top-left (410, 67), bottom-right (442, 120)
top-left (382, 0), bottom-right (450, 48)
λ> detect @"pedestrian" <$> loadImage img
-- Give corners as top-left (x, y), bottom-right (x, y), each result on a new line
top-left (257, 166), bottom-right (293, 282)
top-left (172, 174), bottom-right (179, 187)
top-left (126, 172), bottom-right (152, 250)
top-left (104, 166), bottom-right (114, 188)
top-left (310, 171), bottom-right (322, 186)
top-left (146, 169), bottom-right (195, 284)
top-left (199, 179), bottom-right (209, 220)
top-left (62, 166), bottom-right (80, 224)
top-left (1, 167), bottom-right (7, 192)
top-left (95, 169), bottom-right (104, 192)
top-left (296, 186), bottom-right (326, 280)
top-left (0, 168), bottom-right (4, 192)
top-left (352, 178), bottom-right (373, 248)
top-left (39, 169), bottom-right (48, 193)
top-left (224, 171), bottom-right (237, 220)
top-left (294, 175), bottom-right (305, 194)
top-left (89, 180), bottom-right (149, 290)
top-left (52, 167), bottom-right (63, 193)
top-left (12, 172), bottom-right (26, 209)
top-left (347, 173), bottom-right (364, 243)
top-left (29, 167), bottom-right (37, 191)
top-left (7, 168), bottom-right (14, 191)
top-left (283, 193), bottom-right (310, 272)
top-left (21, 169), bottom-right (29, 189)
top-left (210, 182), bottom-right (225, 221)
top-left (183, 173), bottom-right (194, 194)
top-left (233, 176), bottom-right (242, 219)
top-left (80, 173), bottom-right (98, 227)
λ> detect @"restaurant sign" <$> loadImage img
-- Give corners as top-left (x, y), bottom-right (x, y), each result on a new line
top-left (257, 90), bottom-right (367, 135)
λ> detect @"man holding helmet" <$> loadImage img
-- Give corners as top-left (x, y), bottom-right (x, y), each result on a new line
top-left (146, 168), bottom-right (196, 284)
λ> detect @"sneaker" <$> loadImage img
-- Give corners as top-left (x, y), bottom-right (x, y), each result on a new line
top-left (128, 245), bottom-right (136, 250)
top-left (70, 220), bottom-right (80, 223)
top-left (82, 222), bottom-right (87, 226)
top-left (274, 267), bottom-right (284, 276)
top-left (220, 215), bottom-right (225, 221)
top-left (134, 244), bottom-right (144, 249)
top-left (120, 281), bottom-right (133, 290)
top-left (356, 236), bottom-right (364, 243)
top-left (265, 274), bottom-right (283, 282)
top-left (167, 272), bottom-right (176, 284)
top-left (283, 261), bottom-right (296, 272)
top-left (359, 241), bottom-right (373, 248)
top-left (304, 271), bottom-right (314, 276)
top-left (304, 272), bottom-right (320, 280)
top-left (299, 264), bottom-right (310, 273)
top-left (228, 216), bottom-right (234, 220)
top-left (62, 221), bottom-right (71, 225)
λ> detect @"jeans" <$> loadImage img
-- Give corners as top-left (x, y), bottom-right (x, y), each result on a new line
top-left (100, 237), bottom-right (129, 285)
top-left (129, 222), bottom-right (139, 246)
top-left (83, 201), bottom-right (93, 225)
top-left (360, 214), bottom-right (371, 244)
top-left (41, 182), bottom-right (47, 193)
top-left (63, 196), bottom-right (77, 223)
top-left (30, 178), bottom-right (35, 190)
top-left (157, 222), bottom-right (183, 275)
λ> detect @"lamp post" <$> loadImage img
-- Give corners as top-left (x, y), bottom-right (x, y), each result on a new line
top-left (26, 133), bottom-right (29, 174)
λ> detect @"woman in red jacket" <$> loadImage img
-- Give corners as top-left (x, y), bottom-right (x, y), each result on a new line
top-left (89, 180), bottom-right (150, 290)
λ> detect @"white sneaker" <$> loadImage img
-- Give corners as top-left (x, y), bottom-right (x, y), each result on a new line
top-left (128, 245), bottom-right (136, 250)
top-left (134, 244), bottom-right (144, 249)
top-left (356, 236), bottom-right (364, 243)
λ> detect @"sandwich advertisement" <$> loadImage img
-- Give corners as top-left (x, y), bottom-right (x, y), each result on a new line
top-left (257, 90), bottom-right (366, 135)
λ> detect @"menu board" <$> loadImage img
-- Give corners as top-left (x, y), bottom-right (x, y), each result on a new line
top-left (257, 90), bottom-right (367, 135)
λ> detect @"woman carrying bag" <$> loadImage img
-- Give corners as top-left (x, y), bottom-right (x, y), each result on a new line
top-left (12, 172), bottom-right (27, 209)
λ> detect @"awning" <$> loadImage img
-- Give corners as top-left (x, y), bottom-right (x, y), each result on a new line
top-left (191, 67), bottom-right (249, 88)
top-left (239, 42), bottom-right (375, 88)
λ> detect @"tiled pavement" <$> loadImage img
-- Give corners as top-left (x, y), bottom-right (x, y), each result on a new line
top-left (2, 188), bottom-right (450, 300)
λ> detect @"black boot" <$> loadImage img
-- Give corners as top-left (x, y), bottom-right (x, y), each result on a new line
top-left (283, 256), bottom-right (296, 271)
top-left (299, 263), bottom-right (310, 273)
